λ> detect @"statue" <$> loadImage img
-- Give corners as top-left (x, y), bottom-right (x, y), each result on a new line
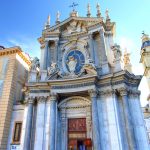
top-left (67, 56), bottom-right (77, 73)
top-left (30, 57), bottom-right (40, 71)
top-left (47, 62), bottom-right (59, 76)
top-left (82, 59), bottom-right (97, 75)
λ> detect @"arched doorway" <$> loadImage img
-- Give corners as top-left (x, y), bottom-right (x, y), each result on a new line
top-left (58, 96), bottom-right (92, 150)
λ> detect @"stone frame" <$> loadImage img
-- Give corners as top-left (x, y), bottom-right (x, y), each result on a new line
top-left (62, 40), bottom-right (90, 74)
top-left (58, 96), bottom-right (92, 150)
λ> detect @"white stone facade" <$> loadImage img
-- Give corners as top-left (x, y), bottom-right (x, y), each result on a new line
top-left (7, 7), bottom-right (150, 150)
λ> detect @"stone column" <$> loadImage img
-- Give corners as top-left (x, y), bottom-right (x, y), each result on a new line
top-left (119, 88), bottom-right (136, 150)
top-left (88, 89), bottom-right (100, 150)
top-left (86, 106), bottom-right (92, 138)
top-left (105, 89), bottom-right (123, 150)
top-left (23, 97), bottom-right (34, 150)
top-left (34, 97), bottom-right (46, 150)
top-left (104, 31), bottom-right (114, 65)
top-left (88, 34), bottom-right (95, 63)
top-left (49, 93), bottom-right (57, 150)
top-left (44, 96), bottom-right (51, 150)
top-left (98, 92), bottom-right (110, 150)
top-left (129, 90), bottom-right (149, 150)
top-left (60, 109), bottom-right (67, 150)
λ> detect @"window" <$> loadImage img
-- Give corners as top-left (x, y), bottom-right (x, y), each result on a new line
top-left (12, 122), bottom-right (22, 143)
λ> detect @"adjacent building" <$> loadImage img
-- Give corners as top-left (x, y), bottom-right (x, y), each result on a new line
top-left (0, 46), bottom-right (30, 150)
top-left (140, 33), bottom-right (150, 145)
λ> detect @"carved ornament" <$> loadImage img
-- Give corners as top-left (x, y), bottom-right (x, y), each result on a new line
top-left (37, 96), bottom-right (47, 103)
top-left (88, 89), bottom-right (97, 98)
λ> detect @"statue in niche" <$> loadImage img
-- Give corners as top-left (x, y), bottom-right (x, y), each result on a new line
top-left (67, 56), bottom-right (77, 73)
top-left (47, 62), bottom-right (59, 76)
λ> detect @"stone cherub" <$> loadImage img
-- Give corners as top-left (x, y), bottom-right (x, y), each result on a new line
top-left (47, 62), bottom-right (59, 76)
top-left (82, 59), bottom-right (97, 75)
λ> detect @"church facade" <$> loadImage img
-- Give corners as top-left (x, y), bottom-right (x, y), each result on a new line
top-left (1, 4), bottom-right (150, 150)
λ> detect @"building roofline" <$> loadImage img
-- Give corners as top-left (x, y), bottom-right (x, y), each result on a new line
top-left (0, 46), bottom-right (31, 66)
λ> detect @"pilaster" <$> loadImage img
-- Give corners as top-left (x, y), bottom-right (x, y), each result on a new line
top-left (49, 93), bottom-right (57, 150)
top-left (23, 96), bottom-right (34, 150)
top-left (60, 109), bottom-right (67, 150)
top-left (41, 41), bottom-right (48, 70)
top-left (119, 88), bottom-right (136, 150)
top-left (54, 40), bottom-right (59, 63)
top-left (104, 89), bottom-right (123, 150)
top-left (88, 89), bottom-right (101, 150)
top-left (98, 91), bottom-right (110, 150)
top-left (44, 96), bottom-right (51, 150)
top-left (128, 90), bottom-right (149, 150)
top-left (98, 28), bottom-right (110, 75)
top-left (88, 34), bottom-right (95, 63)
top-left (34, 96), bottom-right (46, 150)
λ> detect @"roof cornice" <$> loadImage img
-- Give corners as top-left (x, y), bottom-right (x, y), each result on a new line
top-left (0, 46), bottom-right (31, 66)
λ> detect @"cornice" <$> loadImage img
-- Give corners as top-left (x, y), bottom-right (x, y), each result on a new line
top-left (0, 46), bottom-right (31, 66)
top-left (46, 17), bottom-right (101, 32)
top-left (17, 51), bottom-right (31, 66)
top-left (0, 46), bottom-right (21, 56)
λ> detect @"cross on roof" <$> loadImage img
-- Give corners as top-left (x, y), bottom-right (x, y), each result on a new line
top-left (69, 2), bottom-right (78, 11)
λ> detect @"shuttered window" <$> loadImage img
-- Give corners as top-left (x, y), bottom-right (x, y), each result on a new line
top-left (12, 122), bottom-right (22, 143)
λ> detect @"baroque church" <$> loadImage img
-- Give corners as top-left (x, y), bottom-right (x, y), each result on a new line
top-left (0, 3), bottom-right (150, 150)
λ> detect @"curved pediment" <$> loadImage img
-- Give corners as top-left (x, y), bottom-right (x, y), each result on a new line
top-left (58, 96), bottom-right (91, 109)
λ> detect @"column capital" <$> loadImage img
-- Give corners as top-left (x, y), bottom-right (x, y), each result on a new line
top-left (50, 92), bottom-right (58, 101)
top-left (129, 90), bottom-right (141, 97)
top-left (55, 39), bottom-right (59, 44)
top-left (118, 87), bottom-right (128, 96)
top-left (99, 89), bottom-right (115, 97)
top-left (88, 33), bottom-right (93, 39)
top-left (37, 96), bottom-right (47, 103)
top-left (88, 89), bottom-right (97, 98)
top-left (98, 27), bottom-right (105, 33)
top-left (25, 96), bottom-right (35, 104)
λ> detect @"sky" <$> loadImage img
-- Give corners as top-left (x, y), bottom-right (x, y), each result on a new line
top-left (0, 0), bottom-right (150, 106)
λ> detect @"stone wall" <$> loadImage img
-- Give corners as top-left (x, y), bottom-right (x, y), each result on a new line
top-left (0, 54), bottom-right (17, 150)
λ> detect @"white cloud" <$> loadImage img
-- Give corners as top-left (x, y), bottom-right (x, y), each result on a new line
top-left (119, 37), bottom-right (135, 52)
top-left (7, 36), bottom-right (40, 58)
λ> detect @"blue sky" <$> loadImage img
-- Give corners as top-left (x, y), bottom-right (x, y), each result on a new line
top-left (0, 0), bottom-right (150, 105)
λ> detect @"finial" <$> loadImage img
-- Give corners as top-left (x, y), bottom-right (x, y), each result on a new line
top-left (45, 14), bottom-right (50, 29)
top-left (105, 9), bottom-right (109, 20)
top-left (87, 3), bottom-right (91, 17)
top-left (47, 14), bottom-right (50, 25)
top-left (56, 11), bottom-right (60, 24)
top-left (96, 3), bottom-right (101, 17)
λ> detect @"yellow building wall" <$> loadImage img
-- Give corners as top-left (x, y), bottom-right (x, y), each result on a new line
top-left (0, 54), bottom-right (18, 150)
